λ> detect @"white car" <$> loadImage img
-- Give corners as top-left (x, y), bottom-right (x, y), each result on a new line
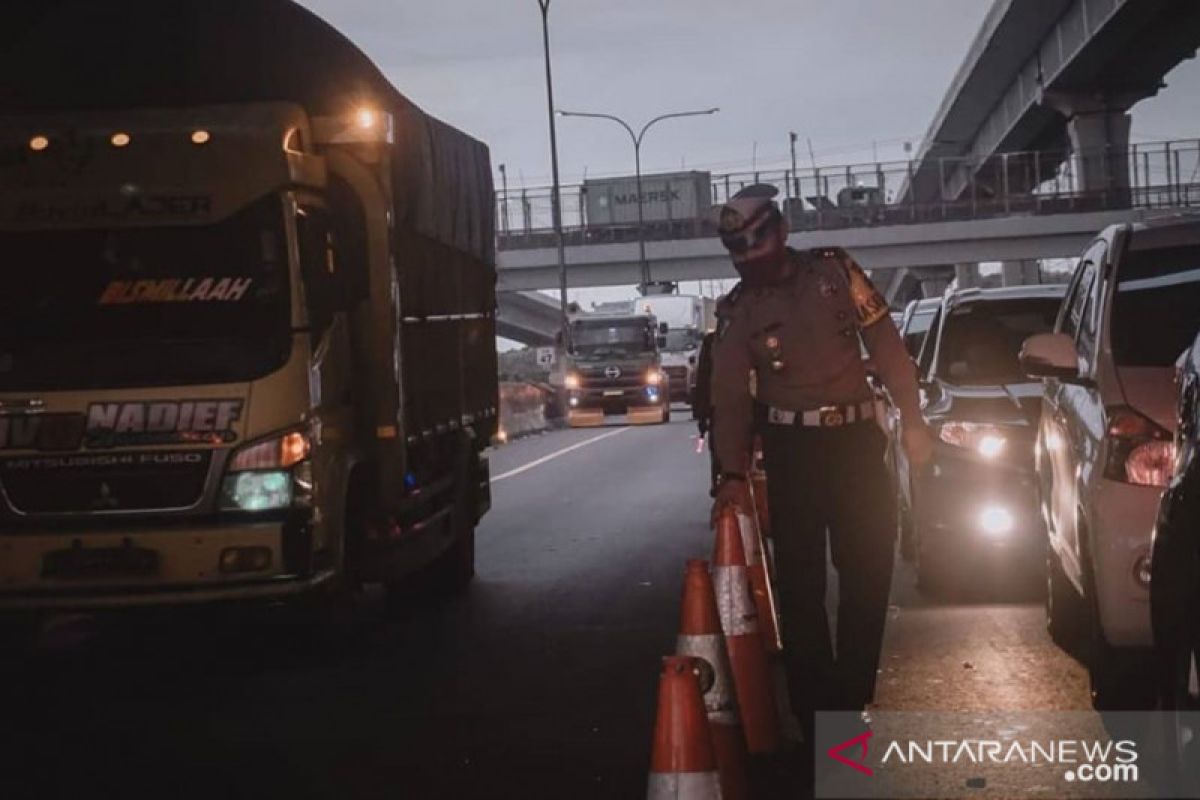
top-left (1020, 215), bottom-right (1200, 709)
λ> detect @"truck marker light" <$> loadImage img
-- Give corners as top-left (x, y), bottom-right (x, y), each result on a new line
top-left (219, 546), bottom-right (272, 574)
top-left (356, 107), bottom-right (378, 129)
top-left (29, 135), bottom-right (49, 152)
top-left (110, 132), bottom-right (131, 148)
top-left (191, 130), bottom-right (211, 145)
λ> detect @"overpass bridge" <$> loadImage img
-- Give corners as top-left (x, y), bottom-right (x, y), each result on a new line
top-left (492, 0), bottom-right (1200, 341)
top-left (496, 137), bottom-right (1200, 300)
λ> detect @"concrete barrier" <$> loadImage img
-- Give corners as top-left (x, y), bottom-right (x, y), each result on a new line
top-left (498, 382), bottom-right (553, 440)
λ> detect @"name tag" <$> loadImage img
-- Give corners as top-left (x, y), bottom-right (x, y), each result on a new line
top-left (767, 407), bottom-right (796, 425)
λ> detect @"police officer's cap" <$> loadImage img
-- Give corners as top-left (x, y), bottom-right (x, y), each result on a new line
top-left (714, 183), bottom-right (780, 235)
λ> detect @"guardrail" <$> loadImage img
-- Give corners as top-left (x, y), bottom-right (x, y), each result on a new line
top-left (497, 139), bottom-right (1200, 251)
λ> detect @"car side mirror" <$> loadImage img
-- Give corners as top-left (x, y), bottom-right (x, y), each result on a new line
top-left (1020, 333), bottom-right (1083, 381)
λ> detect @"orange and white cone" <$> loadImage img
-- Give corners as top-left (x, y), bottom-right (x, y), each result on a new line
top-left (713, 509), bottom-right (780, 755)
top-left (750, 469), bottom-right (770, 539)
top-left (677, 559), bottom-right (748, 800)
top-left (736, 506), bottom-right (782, 655)
top-left (647, 656), bottom-right (723, 800)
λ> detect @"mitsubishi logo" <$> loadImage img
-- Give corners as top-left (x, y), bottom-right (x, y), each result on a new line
top-left (93, 481), bottom-right (120, 510)
top-left (604, 366), bottom-right (621, 379)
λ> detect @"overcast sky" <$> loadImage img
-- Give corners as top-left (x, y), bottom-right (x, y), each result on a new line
top-left (296, 0), bottom-right (1200, 341)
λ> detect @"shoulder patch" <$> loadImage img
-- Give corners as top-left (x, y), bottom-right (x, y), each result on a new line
top-left (837, 252), bottom-right (889, 326)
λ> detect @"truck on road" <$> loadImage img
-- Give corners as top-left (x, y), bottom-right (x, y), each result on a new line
top-left (0, 0), bottom-right (497, 614)
top-left (636, 294), bottom-right (716, 405)
top-left (563, 313), bottom-right (670, 426)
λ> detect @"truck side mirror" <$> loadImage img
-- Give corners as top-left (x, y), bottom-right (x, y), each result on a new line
top-left (659, 322), bottom-right (669, 335)
top-left (1019, 333), bottom-right (1084, 382)
top-left (656, 335), bottom-right (668, 349)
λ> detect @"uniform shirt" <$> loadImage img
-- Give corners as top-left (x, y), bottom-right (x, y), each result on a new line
top-left (711, 247), bottom-right (922, 474)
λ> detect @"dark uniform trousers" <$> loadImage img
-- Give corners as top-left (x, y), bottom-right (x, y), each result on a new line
top-left (761, 417), bottom-right (896, 716)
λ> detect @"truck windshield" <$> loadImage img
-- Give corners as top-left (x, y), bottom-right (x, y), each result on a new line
top-left (662, 328), bottom-right (700, 352)
top-left (1112, 246), bottom-right (1200, 367)
top-left (571, 319), bottom-right (654, 358)
top-left (0, 194), bottom-right (290, 390)
top-left (936, 298), bottom-right (1061, 385)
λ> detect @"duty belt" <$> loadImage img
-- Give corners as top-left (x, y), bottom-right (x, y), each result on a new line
top-left (766, 400), bottom-right (875, 428)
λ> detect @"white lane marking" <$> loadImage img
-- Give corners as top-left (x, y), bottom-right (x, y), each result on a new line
top-left (491, 427), bottom-right (630, 483)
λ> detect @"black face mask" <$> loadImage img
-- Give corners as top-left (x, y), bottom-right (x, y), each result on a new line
top-left (720, 206), bottom-right (782, 254)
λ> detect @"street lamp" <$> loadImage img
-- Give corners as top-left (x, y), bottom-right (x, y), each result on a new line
top-left (536, 0), bottom-right (569, 339)
top-left (557, 107), bottom-right (719, 294)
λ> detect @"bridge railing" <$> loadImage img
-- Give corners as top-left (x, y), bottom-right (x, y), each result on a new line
top-left (496, 139), bottom-right (1200, 251)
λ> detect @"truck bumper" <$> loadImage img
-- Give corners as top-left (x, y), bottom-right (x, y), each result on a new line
top-left (0, 518), bottom-right (334, 611)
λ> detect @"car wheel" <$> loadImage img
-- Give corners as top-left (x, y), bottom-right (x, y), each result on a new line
top-left (1046, 551), bottom-right (1087, 658)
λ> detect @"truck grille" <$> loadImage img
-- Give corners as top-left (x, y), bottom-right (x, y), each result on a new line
top-left (578, 366), bottom-right (644, 390)
top-left (0, 451), bottom-right (212, 515)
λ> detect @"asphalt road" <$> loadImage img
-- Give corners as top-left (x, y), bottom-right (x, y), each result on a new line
top-left (0, 416), bottom-right (1096, 800)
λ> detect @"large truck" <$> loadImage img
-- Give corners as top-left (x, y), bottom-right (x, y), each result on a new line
top-left (0, 1), bottom-right (497, 613)
top-left (562, 313), bottom-right (670, 426)
top-left (635, 295), bottom-right (716, 404)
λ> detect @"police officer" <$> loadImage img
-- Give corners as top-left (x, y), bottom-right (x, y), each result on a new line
top-left (708, 184), bottom-right (933, 727)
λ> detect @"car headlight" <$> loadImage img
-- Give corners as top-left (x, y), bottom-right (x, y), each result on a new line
top-left (564, 373), bottom-right (581, 390)
top-left (220, 429), bottom-right (311, 512)
top-left (937, 421), bottom-right (1008, 459)
top-left (646, 369), bottom-right (663, 386)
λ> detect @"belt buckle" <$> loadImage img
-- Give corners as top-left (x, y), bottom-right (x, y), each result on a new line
top-left (818, 405), bottom-right (845, 427)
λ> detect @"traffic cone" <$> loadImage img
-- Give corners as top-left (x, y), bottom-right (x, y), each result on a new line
top-left (647, 656), bottom-right (723, 800)
top-left (736, 510), bottom-right (782, 655)
top-left (713, 509), bottom-right (780, 754)
top-left (677, 559), bottom-right (748, 800)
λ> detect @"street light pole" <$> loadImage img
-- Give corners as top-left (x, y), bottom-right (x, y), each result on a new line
top-left (537, 0), bottom-right (569, 337)
top-left (789, 131), bottom-right (799, 200)
top-left (557, 107), bottom-right (719, 294)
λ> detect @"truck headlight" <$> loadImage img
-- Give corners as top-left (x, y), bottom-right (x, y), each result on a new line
top-left (220, 429), bottom-right (312, 512)
top-left (645, 369), bottom-right (663, 386)
top-left (564, 373), bottom-right (581, 390)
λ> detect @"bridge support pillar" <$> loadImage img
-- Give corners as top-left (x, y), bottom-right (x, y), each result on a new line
top-left (954, 263), bottom-right (981, 290)
top-left (1001, 259), bottom-right (1040, 286)
top-left (1043, 92), bottom-right (1141, 205)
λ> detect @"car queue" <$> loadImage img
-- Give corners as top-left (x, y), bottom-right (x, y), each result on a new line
top-left (886, 215), bottom-right (1199, 726)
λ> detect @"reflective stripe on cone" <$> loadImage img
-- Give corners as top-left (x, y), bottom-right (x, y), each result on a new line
top-left (648, 655), bottom-right (723, 800)
top-left (713, 510), bottom-right (780, 755)
top-left (677, 559), bottom-right (748, 800)
top-left (736, 510), bottom-right (781, 655)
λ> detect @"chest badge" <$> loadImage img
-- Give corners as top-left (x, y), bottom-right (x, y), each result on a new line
top-left (818, 278), bottom-right (838, 298)
top-left (765, 335), bottom-right (785, 373)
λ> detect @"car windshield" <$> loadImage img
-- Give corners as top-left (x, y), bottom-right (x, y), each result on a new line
top-left (904, 308), bottom-right (937, 357)
top-left (936, 297), bottom-right (1061, 385)
top-left (0, 194), bottom-right (291, 390)
top-left (571, 319), bottom-right (654, 359)
top-left (1111, 245), bottom-right (1200, 367)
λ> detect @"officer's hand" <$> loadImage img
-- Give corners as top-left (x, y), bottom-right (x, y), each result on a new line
top-left (711, 478), bottom-right (753, 527)
top-left (902, 422), bottom-right (935, 469)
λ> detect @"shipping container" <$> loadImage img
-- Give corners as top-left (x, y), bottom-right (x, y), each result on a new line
top-left (583, 171), bottom-right (711, 226)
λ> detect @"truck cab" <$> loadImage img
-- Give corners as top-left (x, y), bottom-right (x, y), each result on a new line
top-left (563, 313), bottom-right (670, 426)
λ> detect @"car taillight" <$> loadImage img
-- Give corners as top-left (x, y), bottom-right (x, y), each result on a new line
top-left (1104, 407), bottom-right (1175, 487)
